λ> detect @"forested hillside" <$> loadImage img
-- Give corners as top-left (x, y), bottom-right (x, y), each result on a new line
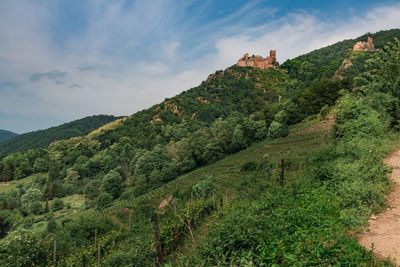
top-left (0, 115), bottom-right (119, 157)
top-left (0, 29), bottom-right (399, 266)
top-left (0, 130), bottom-right (18, 143)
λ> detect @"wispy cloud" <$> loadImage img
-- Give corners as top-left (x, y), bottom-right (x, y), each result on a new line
top-left (30, 70), bottom-right (67, 82)
top-left (0, 1), bottom-right (399, 133)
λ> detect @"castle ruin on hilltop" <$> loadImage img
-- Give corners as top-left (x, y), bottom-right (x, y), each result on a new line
top-left (353, 37), bottom-right (375, 51)
top-left (236, 50), bottom-right (277, 69)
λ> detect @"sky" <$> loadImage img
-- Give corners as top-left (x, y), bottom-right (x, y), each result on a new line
top-left (0, 0), bottom-right (400, 133)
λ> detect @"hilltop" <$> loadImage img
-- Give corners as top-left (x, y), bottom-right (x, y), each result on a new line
top-left (0, 115), bottom-right (119, 157)
top-left (0, 130), bottom-right (18, 143)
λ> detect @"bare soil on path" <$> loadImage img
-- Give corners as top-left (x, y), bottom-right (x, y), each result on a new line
top-left (359, 148), bottom-right (400, 265)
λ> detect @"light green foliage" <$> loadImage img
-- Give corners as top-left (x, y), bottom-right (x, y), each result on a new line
top-left (134, 145), bottom-right (167, 179)
top-left (268, 121), bottom-right (289, 139)
top-left (0, 229), bottom-right (45, 266)
top-left (192, 175), bottom-right (216, 199)
top-left (20, 186), bottom-right (43, 215)
top-left (33, 157), bottom-right (48, 173)
top-left (274, 110), bottom-right (288, 123)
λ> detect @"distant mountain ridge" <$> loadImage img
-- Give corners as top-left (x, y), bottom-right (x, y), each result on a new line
top-left (0, 115), bottom-right (120, 157)
top-left (0, 130), bottom-right (18, 143)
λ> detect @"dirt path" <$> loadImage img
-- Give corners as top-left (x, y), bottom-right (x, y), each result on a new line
top-left (359, 148), bottom-right (400, 264)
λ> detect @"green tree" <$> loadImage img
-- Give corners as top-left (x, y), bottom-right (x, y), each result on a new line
top-left (268, 121), bottom-right (289, 139)
top-left (231, 125), bottom-right (247, 151)
top-left (101, 170), bottom-right (123, 199)
top-left (33, 157), bottom-right (48, 173)
top-left (84, 179), bottom-right (101, 200)
top-left (21, 187), bottom-right (43, 215)
top-left (97, 192), bottom-right (113, 209)
top-left (1, 162), bottom-right (14, 182)
top-left (0, 229), bottom-right (45, 266)
top-left (48, 160), bottom-right (60, 182)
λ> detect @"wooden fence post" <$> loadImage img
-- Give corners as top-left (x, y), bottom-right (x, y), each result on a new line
top-left (281, 159), bottom-right (285, 187)
top-left (153, 212), bottom-right (164, 264)
top-left (98, 243), bottom-right (101, 266)
top-left (129, 211), bottom-right (132, 229)
top-left (94, 229), bottom-right (97, 249)
top-left (53, 239), bottom-right (56, 266)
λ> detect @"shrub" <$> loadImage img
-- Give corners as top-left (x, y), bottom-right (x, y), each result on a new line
top-left (0, 229), bottom-right (46, 266)
top-left (47, 219), bottom-right (58, 233)
top-left (267, 121), bottom-right (289, 139)
top-left (51, 198), bottom-right (64, 211)
top-left (97, 192), bottom-right (113, 209)
top-left (192, 175), bottom-right (216, 199)
top-left (240, 161), bottom-right (258, 172)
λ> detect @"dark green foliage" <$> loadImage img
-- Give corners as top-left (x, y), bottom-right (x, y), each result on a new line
top-left (240, 161), bottom-right (258, 172)
top-left (97, 192), bottom-right (113, 209)
top-left (0, 115), bottom-right (119, 156)
top-left (50, 198), bottom-right (64, 211)
top-left (0, 162), bottom-right (14, 182)
top-left (0, 130), bottom-right (18, 143)
top-left (84, 179), bottom-right (101, 200)
top-left (46, 219), bottom-right (58, 233)
top-left (101, 170), bottom-right (124, 199)
top-left (299, 79), bottom-right (351, 116)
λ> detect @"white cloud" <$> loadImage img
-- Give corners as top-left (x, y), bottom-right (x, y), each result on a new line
top-left (0, 1), bottom-right (400, 133)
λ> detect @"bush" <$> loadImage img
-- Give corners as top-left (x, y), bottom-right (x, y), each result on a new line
top-left (47, 219), bottom-right (58, 233)
top-left (267, 121), bottom-right (289, 139)
top-left (192, 175), bottom-right (216, 199)
top-left (51, 198), bottom-right (64, 211)
top-left (240, 161), bottom-right (258, 172)
top-left (97, 192), bottom-right (113, 209)
top-left (0, 229), bottom-right (46, 266)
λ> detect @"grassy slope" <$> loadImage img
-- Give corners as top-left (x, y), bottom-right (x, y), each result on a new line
top-left (92, 117), bottom-right (332, 263)
top-left (168, 118), bottom-right (333, 262)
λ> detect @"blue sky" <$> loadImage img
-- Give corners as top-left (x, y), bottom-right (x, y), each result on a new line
top-left (0, 0), bottom-right (399, 133)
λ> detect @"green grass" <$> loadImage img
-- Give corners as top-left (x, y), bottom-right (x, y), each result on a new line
top-left (0, 173), bottom-right (42, 193)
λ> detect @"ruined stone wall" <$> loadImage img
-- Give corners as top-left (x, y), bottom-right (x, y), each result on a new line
top-left (236, 50), bottom-right (277, 69)
top-left (353, 37), bottom-right (375, 51)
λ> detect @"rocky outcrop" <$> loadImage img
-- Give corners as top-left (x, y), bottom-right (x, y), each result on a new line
top-left (353, 37), bottom-right (375, 51)
top-left (334, 57), bottom-right (354, 80)
top-left (237, 50), bottom-right (277, 69)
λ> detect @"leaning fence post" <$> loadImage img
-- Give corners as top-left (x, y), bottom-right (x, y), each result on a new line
top-left (153, 212), bottom-right (164, 264)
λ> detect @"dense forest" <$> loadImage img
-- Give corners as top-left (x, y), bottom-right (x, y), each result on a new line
top-left (0, 115), bottom-right (119, 157)
top-left (0, 29), bottom-right (399, 266)
top-left (0, 130), bottom-right (18, 143)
